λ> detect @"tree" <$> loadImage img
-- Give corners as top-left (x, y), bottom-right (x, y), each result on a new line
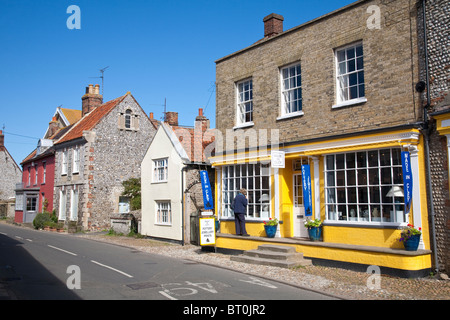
top-left (121, 178), bottom-right (141, 210)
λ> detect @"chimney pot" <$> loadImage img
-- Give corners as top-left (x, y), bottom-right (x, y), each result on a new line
top-left (198, 108), bottom-right (203, 116)
top-left (263, 13), bottom-right (284, 38)
top-left (150, 112), bottom-right (154, 119)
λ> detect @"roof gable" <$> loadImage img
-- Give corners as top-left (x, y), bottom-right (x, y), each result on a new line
top-left (55, 93), bottom-right (127, 145)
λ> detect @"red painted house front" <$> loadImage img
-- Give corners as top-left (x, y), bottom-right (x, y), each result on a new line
top-left (15, 140), bottom-right (56, 223)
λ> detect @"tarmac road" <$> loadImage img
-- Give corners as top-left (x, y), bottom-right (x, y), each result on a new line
top-left (0, 223), bottom-right (338, 301)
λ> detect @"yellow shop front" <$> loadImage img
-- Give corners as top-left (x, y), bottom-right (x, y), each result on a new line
top-left (210, 127), bottom-right (433, 277)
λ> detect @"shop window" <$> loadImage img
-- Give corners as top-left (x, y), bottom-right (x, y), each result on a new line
top-left (325, 148), bottom-right (405, 223)
top-left (222, 163), bottom-right (270, 220)
top-left (26, 196), bottom-right (37, 212)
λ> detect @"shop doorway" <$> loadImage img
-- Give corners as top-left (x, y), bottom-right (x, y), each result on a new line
top-left (293, 173), bottom-right (308, 238)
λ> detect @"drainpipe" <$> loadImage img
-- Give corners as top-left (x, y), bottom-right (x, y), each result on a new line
top-left (181, 165), bottom-right (189, 246)
top-left (421, 0), bottom-right (440, 274)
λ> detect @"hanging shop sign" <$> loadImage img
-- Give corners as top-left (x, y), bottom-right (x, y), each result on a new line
top-left (271, 151), bottom-right (285, 169)
top-left (302, 164), bottom-right (313, 217)
top-left (401, 151), bottom-right (413, 215)
top-left (200, 171), bottom-right (214, 210)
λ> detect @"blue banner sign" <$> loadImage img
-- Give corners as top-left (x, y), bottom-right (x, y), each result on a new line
top-left (302, 165), bottom-right (313, 217)
top-left (401, 151), bottom-right (413, 215)
top-left (200, 171), bottom-right (214, 210)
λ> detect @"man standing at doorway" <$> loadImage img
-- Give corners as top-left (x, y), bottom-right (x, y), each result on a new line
top-left (233, 188), bottom-right (249, 236)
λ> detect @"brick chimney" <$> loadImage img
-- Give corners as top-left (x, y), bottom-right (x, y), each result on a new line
top-left (47, 117), bottom-right (59, 138)
top-left (165, 112), bottom-right (178, 126)
top-left (263, 13), bottom-right (284, 38)
top-left (82, 84), bottom-right (103, 116)
top-left (195, 108), bottom-right (209, 132)
top-left (0, 130), bottom-right (4, 151)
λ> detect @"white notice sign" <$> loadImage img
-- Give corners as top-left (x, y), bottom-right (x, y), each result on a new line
top-left (199, 217), bottom-right (216, 246)
top-left (271, 151), bottom-right (285, 168)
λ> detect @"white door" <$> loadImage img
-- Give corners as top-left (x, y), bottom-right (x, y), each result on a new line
top-left (293, 174), bottom-right (309, 238)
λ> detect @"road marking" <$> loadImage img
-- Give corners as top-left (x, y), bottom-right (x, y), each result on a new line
top-left (15, 236), bottom-right (23, 240)
top-left (48, 245), bottom-right (78, 256)
top-left (26, 239), bottom-right (32, 242)
top-left (90, 260), bottom-right (133, 278)
top-left (159, 290), bottom-right (178, 300)
top-left (239, 276), bottom-right (277, 289)
top-left (0, 232), bottom-right (7, 236)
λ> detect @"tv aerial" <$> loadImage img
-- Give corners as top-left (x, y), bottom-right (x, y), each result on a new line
top-left (89, 66), bottom-right (109, 96)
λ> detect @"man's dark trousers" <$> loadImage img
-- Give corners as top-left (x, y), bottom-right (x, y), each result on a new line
top-left (235, 213), bottom-right (247, 235)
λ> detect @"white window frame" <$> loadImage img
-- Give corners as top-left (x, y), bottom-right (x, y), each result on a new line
top-left (73, 148), bottom-right (80, 174)
top-left (324, 148), bottom-right (407, 225)
top-left (62, 150), bottom-right (68, 175)
top-left (59, 190), bottom-right (67, 220)
top-left (42, 161), bottom-right (46, 184)
top-left (34, 165), bottom-right (38, 185)
top-left (221, 163), bottom-right (271, 220)
top-left (125, 109), bottom-right (132, 129)
top-left (153, 158), bottom-right (168, 183)
top-left (70, 189), bottom-right (79, 221)
top-left (235, 78), bottom-right (254, 128)
top-left (156, 201), bottom-right (172, 225)
top-left (27, 167), bottom-right (31, 186)
top-left (279, 62), bottom-right (304, 119)
top-left (26, 196), bottom-right (38, 212)
top-left (333, 42), bottom-right (367, 108)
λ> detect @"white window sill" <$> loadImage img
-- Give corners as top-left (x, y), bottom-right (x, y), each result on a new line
top-left (276, 111), bottom-right (304, 121)
top-left (324, 220), bottom-right (406, 228)
top-left (332, 97), bottom-right (367, 109)
top-left (233, 122), bottom-right (254, 130)
top-left (151, 180), bottom-right (168, 184)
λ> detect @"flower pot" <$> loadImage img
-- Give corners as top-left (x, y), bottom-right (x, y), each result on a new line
top-left (308, 226), bottom-right (322, 241)
top-left (215, 220), bottom-right (220, 233)
top-left (264, 225), bottom-right (277, 238)
top-left (403, 234), bottom-right (421, 251)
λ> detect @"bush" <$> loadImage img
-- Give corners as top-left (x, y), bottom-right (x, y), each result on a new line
top-left (33, 212), bottom-right (52, 230)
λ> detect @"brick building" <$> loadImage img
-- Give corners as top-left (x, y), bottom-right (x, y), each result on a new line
top-left (210, 0), bottom-right (433, 277)
top-left (14, 112), bottom-right (76, 224)
top-left (53, 85), bottom-right (157, 230)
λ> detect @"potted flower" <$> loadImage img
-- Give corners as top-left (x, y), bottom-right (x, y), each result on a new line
top-left (398, 224), bottom-right (422, 251)
top-left (305, 218), bottom-right (322, 241)
top-left (263, 218), bottom-right (279, 238)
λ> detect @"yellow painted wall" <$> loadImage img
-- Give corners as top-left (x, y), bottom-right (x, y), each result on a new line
top-left (215, 237), bottom-right (432, 271)
top-left (215, 129), bottom-right (431, 251)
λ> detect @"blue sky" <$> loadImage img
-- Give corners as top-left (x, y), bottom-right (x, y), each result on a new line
top-left (0, 0), bottom-right (354, 165)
